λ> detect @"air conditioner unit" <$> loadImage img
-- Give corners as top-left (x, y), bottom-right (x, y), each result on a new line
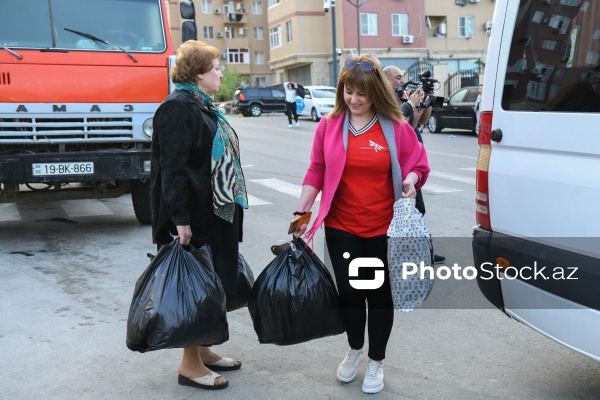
top-left (220, 53), bottom-right (227, 59)
top-left (239, 27), bottom-right (246, 36)
top-left (214, 9), bottom-right (221, 14)
top-left (485, 21), bottom-right (492, 30)
top-left (236, 3), bottom-right (243, 10)
top-left (216, 32), bottom-right (224, 38)
top-left (402, 35), bottom-right (414, 44)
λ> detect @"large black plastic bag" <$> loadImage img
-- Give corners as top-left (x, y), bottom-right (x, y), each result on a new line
top-left (226, 253), bottom-right (255, 312)
top-left (126, 240), bottom-right (228, 352)
top-left (248, 237), bottom-right (345, 345)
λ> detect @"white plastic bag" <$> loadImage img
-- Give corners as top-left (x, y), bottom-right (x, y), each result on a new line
top-left (387, 198), bottom-right (434, 312)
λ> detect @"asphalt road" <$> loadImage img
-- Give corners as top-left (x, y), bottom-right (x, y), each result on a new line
top-left (1, 114), bottom-right (598, 400)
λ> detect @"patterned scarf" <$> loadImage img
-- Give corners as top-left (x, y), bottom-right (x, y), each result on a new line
top-left (175, 82), bottom-right (248, 223)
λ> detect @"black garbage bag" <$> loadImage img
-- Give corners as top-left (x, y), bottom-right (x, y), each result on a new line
top-left (126, 240), bottom-right (228, 352)
top-left (248, 237), bottom-right (345, 345)
top-left (226, 253), bottom-right (255, 312)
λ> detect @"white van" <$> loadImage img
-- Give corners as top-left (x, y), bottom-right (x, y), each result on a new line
top-left (473, 0), bottom-right (600, 362)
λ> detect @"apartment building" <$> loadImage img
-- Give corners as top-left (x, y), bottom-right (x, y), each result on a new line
top-left (169, 0), bottom-right (494, 91)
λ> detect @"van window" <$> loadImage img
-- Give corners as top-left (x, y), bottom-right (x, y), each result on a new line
top-left (501, 0), bottom-right (600, 112)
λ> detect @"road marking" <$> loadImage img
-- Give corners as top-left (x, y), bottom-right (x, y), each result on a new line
top-left (429, 171), bottom-right (476, 185)
top-left (459, 167), bottom-right (477, 172)
top-left (421, 183), bottom-right (463, 194)
top-left (250, 178), bottom-right (321, 201)
top-left (247, 194), bottom-right (272, 206)
top-left (0, 204), bottom-right (21, 222)
top-left (61, 199), bottom-right (114, 217)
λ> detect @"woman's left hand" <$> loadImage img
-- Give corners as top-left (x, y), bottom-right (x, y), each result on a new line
top-left (401, 179), bottom-right (417, 199)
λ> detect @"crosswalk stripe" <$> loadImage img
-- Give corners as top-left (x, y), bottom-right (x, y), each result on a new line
top-left (61, 199), bottom-right (114, 217)
top-left (0, 203), bottom-right (21, 222)
top-left (421, 183), bottom-right (463, 194)
top-left (247, 194), bottom-right (272, 206)
top-left (250, 178), bottom-right (321, 201)
top-left (429, 171), bottom-right (476, 185)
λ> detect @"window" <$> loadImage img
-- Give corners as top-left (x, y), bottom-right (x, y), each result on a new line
top-left (201, 0), bottom-right (213, 13)
top-left (585, 50), bottom-right (599, 65)
top-left (532, 11), bottom-right (544, 24)
top-left (252, 1), bottom-right (262, 14)
top-left (548, 15), bottom-right (571, 35)
top-left (269, 26), bottom-right (281, 48)
top-left (502, 0), bottom-right (600, 111)
top-left (268, 0), bottom-right (279, 7)
top-left (203, 26), bottom-right (214, 39)
top-left (459, 16), bottom-right (475, 38)
top-left (225, 27), bottom-right (236, 39)
top-left (226, 48), bottom-right (250, 64)
top-left (392, 14), bottom-right (409, 36)
top-left (541, 39), bottom-right (559, 51)
top-left (224, 1), bottom-right (234, 15)
top-left (254, 26), bottom-right (264, 40)
top-left (526, 81), bottom-right (546, 100)
top-left (255, 77), bottom-right (266, 87)
top-left (286, 21), bottom-right (292, 43)
top-left (559, 0), bottom-right (580, 6)
top-left (360, 13), bottom-right (378, 36)
top-left (255, 51), bottom-right (265, 64)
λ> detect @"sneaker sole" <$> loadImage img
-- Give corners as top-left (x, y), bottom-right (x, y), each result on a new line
top-left (337, 370), bottom-right (357, 383)
top-left (362, 382), bottom-right (384, 394)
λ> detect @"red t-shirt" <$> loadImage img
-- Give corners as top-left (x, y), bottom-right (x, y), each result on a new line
top-left (325, 120), bottom-right (395, 237)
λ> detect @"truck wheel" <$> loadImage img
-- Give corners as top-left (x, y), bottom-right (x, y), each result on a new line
top-left (130, 179), bottom-right (152, 225)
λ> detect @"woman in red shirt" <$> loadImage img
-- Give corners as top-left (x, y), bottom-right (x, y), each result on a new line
top-left (294, 56), bottom-right (430, 394)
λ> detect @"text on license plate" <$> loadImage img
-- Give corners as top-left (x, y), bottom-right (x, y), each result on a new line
top-left (32, 162), bottom-right (94, 176)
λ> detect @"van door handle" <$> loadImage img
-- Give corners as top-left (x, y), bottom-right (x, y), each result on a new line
top-left (491, 128), bottom-right (503, 142)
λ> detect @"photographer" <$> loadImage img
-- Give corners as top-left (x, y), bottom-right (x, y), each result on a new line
top-left (383, 65), bottom-right (445, 264)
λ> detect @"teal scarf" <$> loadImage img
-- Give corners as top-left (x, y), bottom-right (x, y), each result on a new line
top-left (175, 82), bottom-right (248, 222)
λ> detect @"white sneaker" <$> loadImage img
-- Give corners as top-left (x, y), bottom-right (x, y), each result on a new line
top-left (288, 124), bottom-right (292, 128)
top-left (296, 121), bottom-right (300, 127)
top-left (362, 359), bottom-right (384, 394)
top-left (336, 347), bottom-right (363, 383)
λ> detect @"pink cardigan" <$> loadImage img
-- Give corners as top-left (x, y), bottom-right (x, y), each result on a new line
top-left (302, 110), bottom-right (430, 241)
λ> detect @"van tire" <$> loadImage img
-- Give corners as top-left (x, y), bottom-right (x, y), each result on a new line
top-left (131, 179), bottom-right (152, 225)
top-left (427, 113), bottom-right (442, 133)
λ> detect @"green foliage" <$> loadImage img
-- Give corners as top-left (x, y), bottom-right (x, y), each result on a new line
top-left (216, 67), bottom-right (240, 102)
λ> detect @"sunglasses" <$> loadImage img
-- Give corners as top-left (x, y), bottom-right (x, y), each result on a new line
top-left (344, 59), bottom-right (375, 72)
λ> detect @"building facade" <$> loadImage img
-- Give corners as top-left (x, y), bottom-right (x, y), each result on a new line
top-left (169, 0), bottom-right (494, 93)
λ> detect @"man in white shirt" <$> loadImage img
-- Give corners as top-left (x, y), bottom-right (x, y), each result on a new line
top-left (283, 81), bottom-right (299, 127)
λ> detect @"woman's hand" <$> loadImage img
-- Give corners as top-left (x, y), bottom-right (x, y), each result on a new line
top-left (294, 222), bottom-right (308, 238)
top-left (176, 225), bottom-right (192, 245)
top-left (402, 172), bottom-right (420, 199)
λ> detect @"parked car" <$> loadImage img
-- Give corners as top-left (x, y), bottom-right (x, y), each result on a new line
top-left (233, 87), bottom-right (286, 117)
top-left (296, 86), bottom-right (336, 121)
top-left (427, 86), bottom-right (480, 134)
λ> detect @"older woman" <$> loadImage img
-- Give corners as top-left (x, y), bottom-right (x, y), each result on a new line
top-left (151, 40), bottom-right (247, 390)
top-left (294, 55), bottom-right (430, 394)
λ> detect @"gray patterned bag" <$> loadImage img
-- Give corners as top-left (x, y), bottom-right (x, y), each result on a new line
top-left (387, 198), bottom-right (434, 312)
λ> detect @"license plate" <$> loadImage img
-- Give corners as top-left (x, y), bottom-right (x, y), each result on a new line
top-left (32, 162), bottom-right (94, 176)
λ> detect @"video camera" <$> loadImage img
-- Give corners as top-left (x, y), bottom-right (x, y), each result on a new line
top-left (395, 70), bottom-right (443, 109)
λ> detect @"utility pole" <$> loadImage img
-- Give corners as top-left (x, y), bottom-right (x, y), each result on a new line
top-left (325, 0), bottom-right (339, 87)
top-left (345, 0), bottom-right (368, 56)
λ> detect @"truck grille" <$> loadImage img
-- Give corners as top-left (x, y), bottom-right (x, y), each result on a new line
top-left (0, 116), bottom-right (134, 141)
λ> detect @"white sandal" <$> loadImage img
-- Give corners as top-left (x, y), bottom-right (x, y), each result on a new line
top-left (178, 371), bottom-right (228, 390)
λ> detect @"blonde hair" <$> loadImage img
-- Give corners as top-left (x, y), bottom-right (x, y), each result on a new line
top-left (330, 55), bottom-right (404, 123)
top-left (170, 40), bottom-right (220, 83)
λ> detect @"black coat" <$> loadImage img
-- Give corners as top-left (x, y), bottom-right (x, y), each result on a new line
top-left (150, 89), bottom-right (243, 248)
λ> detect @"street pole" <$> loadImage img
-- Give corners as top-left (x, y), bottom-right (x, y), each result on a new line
top-left (332, 1), bottom-right (338, 87)
top-left (346, 0), bottom-right (368, 56)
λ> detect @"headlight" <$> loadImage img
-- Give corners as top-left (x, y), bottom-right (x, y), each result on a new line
top-left (142, 118), bottom-right (153, 139)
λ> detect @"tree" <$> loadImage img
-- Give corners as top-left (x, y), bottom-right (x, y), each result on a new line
top-left (215, 67), bottom-right (240, 102)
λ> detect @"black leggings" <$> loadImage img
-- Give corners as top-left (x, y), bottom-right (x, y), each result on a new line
top-left (325, 226), bottom-right (394, 361)
top-left (285, 101), bottom-right (298, 124)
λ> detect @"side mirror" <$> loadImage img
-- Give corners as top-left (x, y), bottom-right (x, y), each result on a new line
top-left (180, 1), bottom-right (196, 20)
top-left (180, 1), bottom-right (197, 41)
